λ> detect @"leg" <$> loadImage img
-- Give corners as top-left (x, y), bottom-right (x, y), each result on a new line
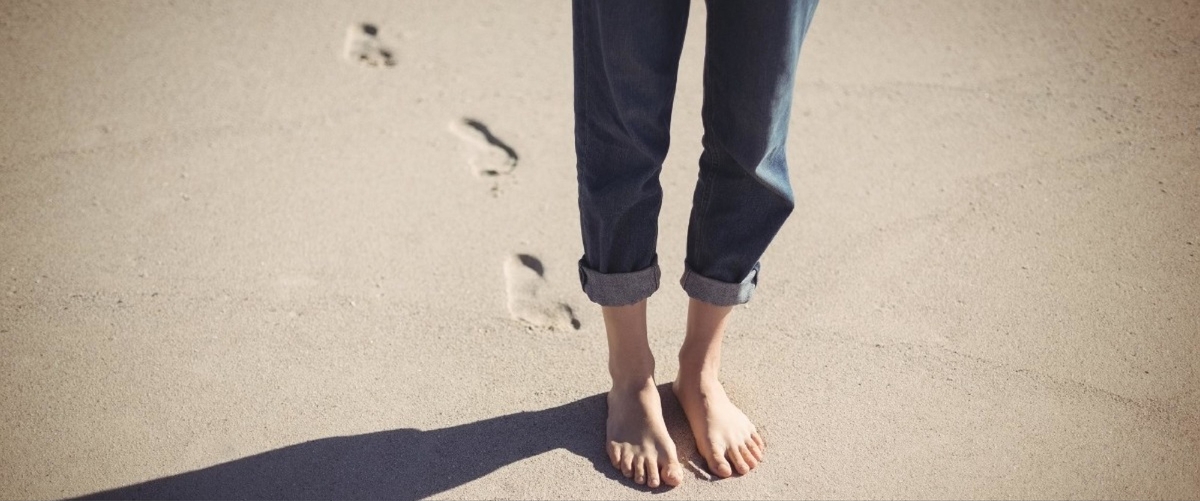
top-left (673, 299), bottom-right (766, 477)
top-left (573, 0), bottom-right (691, 487)
top-left (682, 0), bottom-right (819, 305)
top-left (675, 0), bottom-right (819, 478)
top-left (575, 0), bottom-right (689, 305)
top-left (602, 301), bottom-right (683, 487)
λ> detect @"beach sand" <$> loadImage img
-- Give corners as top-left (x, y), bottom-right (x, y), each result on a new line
top-left (1, 0), bottom-right (1197, 498)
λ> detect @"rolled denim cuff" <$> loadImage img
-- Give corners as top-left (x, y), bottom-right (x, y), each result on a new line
top-left (578, 258), bottom-right (661, 306)
top-left (680, 262), bottom-right (760, 306)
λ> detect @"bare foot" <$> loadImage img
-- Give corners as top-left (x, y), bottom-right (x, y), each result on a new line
top-left (602, 301), bottom-right (684, 488)
top-left (673, 299), bottom-right (765, 478)
top-left (606, 379), bottom-right (684, 487)
top-left (672, 374), bottom-right (765, 477)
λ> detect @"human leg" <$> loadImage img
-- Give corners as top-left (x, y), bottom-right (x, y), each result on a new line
top-left (573, 0), bottom-right (692, 487)
top-left (674, 298), bottom-right (765, 477)
top-left (675, 0), bottom-right (819, 477)
top-left (575, 0), bottom-right (690, 306)
top-left (681, 0), bottom-right (819, 305)
top-left (601, 300), bottom-right (682, 487)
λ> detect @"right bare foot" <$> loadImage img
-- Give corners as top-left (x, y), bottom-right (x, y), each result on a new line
top-left (606, 379), bottom-right (684, 487)
top-left (601, 300), bottom-right (684, 488)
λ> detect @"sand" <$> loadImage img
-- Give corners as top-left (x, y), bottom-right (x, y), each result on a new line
top-left (1, 0), bottom-right (1197, 499)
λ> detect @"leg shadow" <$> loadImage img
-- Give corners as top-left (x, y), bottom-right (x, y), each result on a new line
top-left (72, 388), bottom-right (678, 500)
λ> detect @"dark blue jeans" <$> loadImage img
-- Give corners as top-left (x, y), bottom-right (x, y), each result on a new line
top-left (574, 0), bottom-right (818, 307)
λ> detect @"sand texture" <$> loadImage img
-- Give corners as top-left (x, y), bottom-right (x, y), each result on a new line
top-left (1, 0), bottom-right (1198, 499)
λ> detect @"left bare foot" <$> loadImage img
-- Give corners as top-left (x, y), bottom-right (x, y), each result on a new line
top-left (673, 298), bottom-right (765, 478)
top-left (672, 374), bottom-right (764, 477)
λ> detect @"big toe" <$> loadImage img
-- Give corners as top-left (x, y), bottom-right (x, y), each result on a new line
top-left (661, 461), bottom-right (684, 487)
top-left (706, 449), bottom-right (734, 478)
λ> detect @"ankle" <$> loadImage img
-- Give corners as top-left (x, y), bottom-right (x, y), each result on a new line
top-left (609, 353), bottom-right (656, 391)
top-left (678, 340), bottom-right (721, 375)
top-left (677, 349), bottom-right (723, 388)
top-left (674, 366), bottom-right (721, 390)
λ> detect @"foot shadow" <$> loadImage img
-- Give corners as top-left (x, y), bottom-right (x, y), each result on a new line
top-left (73, 386), bottom-right (692, 500)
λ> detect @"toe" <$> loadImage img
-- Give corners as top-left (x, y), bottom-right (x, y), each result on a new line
top-left (739, 444), bottom-right (759, 469)
top-left (747, 440), bottom-right (764, 462)
top-left (607, 443), bottom-right (621, 468)
top-left (633, 457), bottom-right (647, 485)
top-left (752, 430), bottom-right (766, 450)
top-left (667, 448), bottom-right (686, 484)
top-left (662, 462), bottom-right (681, 486)
top-left (621, 452), bottom-right (635, 478)
top-left (646, 458), bottom-right (661, 488)
top-left (727, 446), bottom-right (750, 475)
top-left (707, 446), bottom-right (734, 478)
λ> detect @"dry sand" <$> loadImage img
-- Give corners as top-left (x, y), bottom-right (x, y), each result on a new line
top-left (1, 0), bottom-right (1198, 499)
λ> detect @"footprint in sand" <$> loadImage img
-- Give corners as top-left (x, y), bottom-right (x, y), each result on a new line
top-left (504, 254), bottom-right (580, 331)
top-left (448, 118), bottom-right (519, 178)
top-left (343, 23), bottom-right (396, 68)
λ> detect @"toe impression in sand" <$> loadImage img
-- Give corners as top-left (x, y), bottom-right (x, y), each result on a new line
top-left (343, 23), bottom-right (397, 68)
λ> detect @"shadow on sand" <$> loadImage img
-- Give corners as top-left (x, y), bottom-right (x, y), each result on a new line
top-left (75, 385), bottom-right (695, 500)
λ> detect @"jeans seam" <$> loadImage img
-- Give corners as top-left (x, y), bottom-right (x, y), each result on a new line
top-left (698, 160), bottom-right (716, 268)
top-left (579, 3), bottom-right (591, 188)
top-left (577, 1), bottom-right (595, 276)
top-left (695, 53), bottom-right (718, 271)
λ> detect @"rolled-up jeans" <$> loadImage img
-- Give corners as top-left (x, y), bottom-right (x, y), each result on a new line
top-left (574, 0), bottom-right (818, 307)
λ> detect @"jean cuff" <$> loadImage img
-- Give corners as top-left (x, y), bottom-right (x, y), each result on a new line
top-left (578, 258), bottom-right (661, 306)
top-left (680, 262), bottom-right (760, 306)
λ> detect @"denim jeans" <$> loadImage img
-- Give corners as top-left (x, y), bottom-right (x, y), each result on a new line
top-left (574, 0), bottom-right (818, 307)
